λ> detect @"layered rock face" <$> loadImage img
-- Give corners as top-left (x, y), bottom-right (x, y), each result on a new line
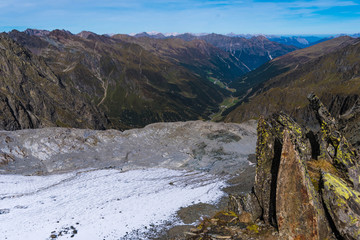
top-left (0, 33), bottom-right (109, 130)
top-left (190, 94), bottom-right (360, 239)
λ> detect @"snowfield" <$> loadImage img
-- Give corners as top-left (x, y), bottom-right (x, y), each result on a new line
top-left (0, 168), bottom-right (226, 240)
top-left (0, 121), bottom-right (258, 239)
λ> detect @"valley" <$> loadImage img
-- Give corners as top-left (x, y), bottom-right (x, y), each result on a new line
top-left (0, 29), bottom-right (300, 131)
top-left (2, 29), bottom-right (358, 135)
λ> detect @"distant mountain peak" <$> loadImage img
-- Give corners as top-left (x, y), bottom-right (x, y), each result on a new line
top-left (77, 31), bottom-right (99, 39)
top-left (49, 29), bottom-right (73, 37)
top-left (24, 28), bottom-right (50, 37)
top-left (133, 32), bottom-right (166, 39)
top-left (250, 35), bottom-right (267, 41)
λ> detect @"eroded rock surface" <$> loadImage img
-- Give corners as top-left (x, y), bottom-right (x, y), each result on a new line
top-left (276, 130), bottom-right (331, 240)
top-left (0, 120), bottom-right (257, 176)
top-left (322, 172), bottom-right (360, 240)
top-left (309, 93), bottom-right (360, 191)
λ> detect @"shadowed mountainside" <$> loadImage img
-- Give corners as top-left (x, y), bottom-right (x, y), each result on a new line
top-left (0, 33), bottom-right (109, 130)
top-left (111, 34), bottom-right (249, 85)
top-left (224, 36), bottom-right (360, 148)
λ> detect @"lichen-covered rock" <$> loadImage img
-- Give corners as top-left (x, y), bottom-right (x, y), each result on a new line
top-left (228, 193), bottom-right (262, 222)
top-left (276, 130), bottom-right (331, 240)
top-left (322, 172), bottom-right (360, 240)
top-left (253, 116), bottom-right (279, 225)
top-left (308, 93), bottom-right (360, 191)
top-left (253, 113), bottom-right (312, 226)
top-left (273, 113), bottom-right (312, 161)
top-left (190, 94), bottom-right (360, 240)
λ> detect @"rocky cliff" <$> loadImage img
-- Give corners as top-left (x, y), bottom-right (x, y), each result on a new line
top-left (0, 33), bottom-right (108, 130)
top-left (188, 94), bottom-right (360, 240)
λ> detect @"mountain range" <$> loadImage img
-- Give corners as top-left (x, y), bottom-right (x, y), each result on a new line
top-left (1, 28), bottom-right (360, 136)
top-left (133, 32), bottom-right (300, 72)
top-left (0, 29), bottom-right (298, 130)
top-left (133, 31), bottom-right (338, 48)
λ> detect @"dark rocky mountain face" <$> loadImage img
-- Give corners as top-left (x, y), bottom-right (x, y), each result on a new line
top-left (134, 32), bottom-right (166, 39)
top-left (224, 36), bottom-right (360, 148)
top-left (0, 33), bottom-right (108, 130)
top-left (23, 28), bottom-right (50, 37)
top-left (5, 30), bottom-right (235, 129)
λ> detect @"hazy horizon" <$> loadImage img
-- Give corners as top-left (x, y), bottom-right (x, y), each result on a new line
top-left (1, 0), bottom-right (360, 35)
top-left (2, 28), bottom-right (352, 38)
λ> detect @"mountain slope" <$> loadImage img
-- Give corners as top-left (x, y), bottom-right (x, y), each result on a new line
top-left (0, 33), bottom-right (108, 130)
top-left (172, 33), bottom-right (298, 72)
top-left (224, 36), bottom-right (360, 146)
top-left (7, 29), bottom-right (234, 130)
top-left (112, 34), bottom-right (248, 84)
top-left (266, 35), bottom-right (329, 48)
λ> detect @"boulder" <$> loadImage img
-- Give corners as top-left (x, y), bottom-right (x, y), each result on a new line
top-left (322, 172), bottom-right (360, 240)
top-left (228, 193), bottom-right (262, 222)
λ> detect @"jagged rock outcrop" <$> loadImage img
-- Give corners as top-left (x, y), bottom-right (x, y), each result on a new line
top-left (251, 94), bottom-right (360, 239)
top-left (253, 113), bottom-right (312, 226)
top-left (276, 130), bottom-right (331, 239)
top-left (309, 93), bottom-right (360, 191)
top-left (253, 116), bottom-right (277, 225)
top-left (190, 94), bottom-right (360, 239)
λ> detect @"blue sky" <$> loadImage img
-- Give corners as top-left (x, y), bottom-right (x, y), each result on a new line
top-left (0, 0), bottom-right (359, 35)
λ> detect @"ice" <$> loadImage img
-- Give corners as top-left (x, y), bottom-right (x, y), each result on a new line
top-left (0, 168), bottom-right (226, 240)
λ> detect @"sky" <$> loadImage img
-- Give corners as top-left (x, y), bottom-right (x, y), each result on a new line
top-left (0, 0), bottom-right (359, 35)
